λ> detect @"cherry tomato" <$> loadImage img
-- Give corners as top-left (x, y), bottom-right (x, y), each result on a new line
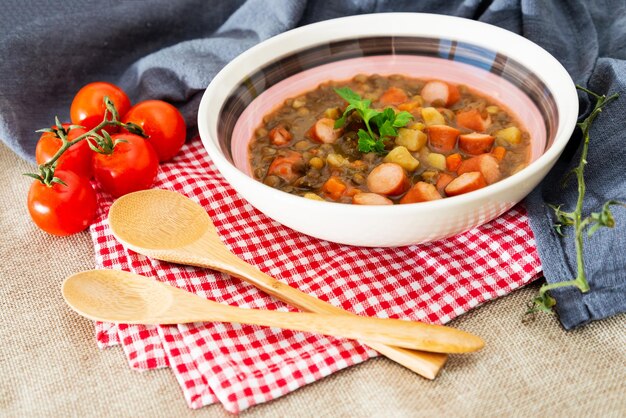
top-left (70, 82), bottom-right (131, 133)
top-left (27, 170), bottom-right (98, 236)
top-left (92, 133), bottom-right (159, 197)
top-left (122, 100), bottom-right (186, 162)
top-left (35, 124), bottom-right (93, 178)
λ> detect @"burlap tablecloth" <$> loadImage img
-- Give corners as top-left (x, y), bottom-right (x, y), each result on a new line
top-left (1, 141), bottom-right (624, 417)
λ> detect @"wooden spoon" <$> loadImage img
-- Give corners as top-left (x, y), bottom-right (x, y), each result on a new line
top-left (107, 189), bottom-right (457, 377)
top-left (62, 269), bottom-right (484, 353)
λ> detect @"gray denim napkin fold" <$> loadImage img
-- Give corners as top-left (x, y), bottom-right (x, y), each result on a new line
top-left (1, 0), bottom-right (624, 329)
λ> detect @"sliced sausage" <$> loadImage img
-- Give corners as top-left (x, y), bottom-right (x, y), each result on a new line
top-left (268, 125), bottom-right (292, 146)
top-left (421, 81), bottom-right (460, 106)
top-left (399, 181), bottom-right (442, 204)
top-left (353, 193), bottom-right (393, 205)
top-left (435, 173), bottom-right (455, 195)
top-left (379, 87), bottom-right (408, 105)
top-left (445, 171), bottom-right (488, 196)
top-left (366, 163), bottom-right (409, 196)
top-left (456, 109), bottom-right (491, 132)
top-left (457, 154), bottom-right (501, 184)
top-left (427, 125), bottom-right (460, 153)
top-left (267, 151), bottom-right (303, 182)
top-left (307, 118), bottom-right (342, 144)
top-left (458, 133), bottom-right (495, 155)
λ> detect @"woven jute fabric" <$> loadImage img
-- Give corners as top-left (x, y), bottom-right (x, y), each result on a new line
top-left (1, 141), bottom-right (624, 417)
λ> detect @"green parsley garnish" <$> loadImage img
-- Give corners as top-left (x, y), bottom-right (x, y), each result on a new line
top-left (333, 87), bottom-right (413, 154)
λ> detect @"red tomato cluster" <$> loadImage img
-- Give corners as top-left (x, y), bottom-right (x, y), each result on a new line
top-left (29, 82), bottom-right (187, 236)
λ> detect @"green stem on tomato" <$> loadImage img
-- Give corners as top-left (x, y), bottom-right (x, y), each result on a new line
top-left (31, 97), bottom-right (146, 186)
top-left (42, 112), bottom-right (114, 169)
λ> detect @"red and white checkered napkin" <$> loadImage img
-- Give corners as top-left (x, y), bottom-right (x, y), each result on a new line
top-left (90, 138), bottom-right (542, 413)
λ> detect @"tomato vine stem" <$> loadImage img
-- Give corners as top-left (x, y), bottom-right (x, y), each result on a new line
top-left (26, 97), bottom-right (146, 186)
top-left (527, 86), bottom-right (620, 316)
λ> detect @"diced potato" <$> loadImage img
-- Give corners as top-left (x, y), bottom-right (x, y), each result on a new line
top-left (427, 152), bottom-right (446, 171)
top-left (324, 107), bottom-right (341, 119)
top-left (383, 146), bottom-right (420, 171)
top-left (496, 126), bottom-right (522, 145)
top-left (411, 95), bottom-right (424, 106)
top-left (326, 153), bottom-right (348, 168)
top-left (395, 128), bottom-right (427, 151)
top-left (409, 122), bottom-right (426, 131)
top-left (292, 98), bottom-right (306, 109)
top-left (421, 107), bottom-right (446, 126)
top-left (486, 105), bottom-right (500, 114)
top-left (304, 193), bottom-right (325, 201)
top-left (421, 170), bottom-right (438, 182)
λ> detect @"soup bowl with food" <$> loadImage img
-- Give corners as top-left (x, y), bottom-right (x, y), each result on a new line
top-left (198, 13), bottom-right (577, 247)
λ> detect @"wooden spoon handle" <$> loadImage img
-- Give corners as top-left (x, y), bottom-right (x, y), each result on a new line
top-left (168, 296), bottom-right (482, 353)
top-left (185, 245), bottom-right (450, 378)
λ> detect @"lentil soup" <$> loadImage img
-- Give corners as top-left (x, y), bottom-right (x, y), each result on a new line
top-left (248, 74), bottom-right (530, 205)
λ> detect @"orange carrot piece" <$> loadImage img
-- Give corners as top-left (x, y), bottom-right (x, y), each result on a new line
top-left (322, 176), bottom-right (347, 200)
top-left (444, 171), bottom-right (488, 196)
top-left (379, 87), bottom-right (408, 105)
top-left (446, 153), bottom-right (463, 172)
top-left (427, 125), bottom-right (460, 153)
top-left (492, 146), bottom-right (506, 161)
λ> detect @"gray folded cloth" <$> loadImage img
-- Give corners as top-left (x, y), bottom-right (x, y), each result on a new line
top-left (1, 0), bottom-right (623, 329)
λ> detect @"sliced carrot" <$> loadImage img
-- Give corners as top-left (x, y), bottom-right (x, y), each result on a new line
top-left (399, 181), bottom-right (442, 204)
top-left (427, 125), bottom-right (460, 153)
top-left (436, 173), bottom-right (455, 195)
top-left (492, 146), bottom-right (506, 161)
top-left (268, 125), bottom-right (292, 146)
top-left (353, 192), bottom-right (393, 205)
top-left (458, 132), bottom-right (495, 155)
top-left (322, 176), bottom-right (347, 200)
top-left (456, 109), bottom-right (491, 132)
top-left (307, 118), bottom-right (342, 144)
top-left (445, 171), bottom-right (487, 196)
top-left (379, 87), bottom-right (408, 106)
top-left (366, 163), bottom-right (409, 196)
top-left (446, 153), bottom-right (463, 172)
top-left (457, 154), bottom-right (501, 184)
top-left (268, 151), bottom-right (303, 181)
top-left (420, 81), bottom-right (460, 106)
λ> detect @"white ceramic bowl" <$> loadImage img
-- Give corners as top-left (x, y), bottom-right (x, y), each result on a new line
top-left (198, 13), bottom-right (577, 247)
